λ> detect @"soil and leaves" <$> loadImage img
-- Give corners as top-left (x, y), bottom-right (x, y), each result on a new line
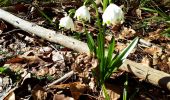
top-left (0, 0), bottom-right (170, 100)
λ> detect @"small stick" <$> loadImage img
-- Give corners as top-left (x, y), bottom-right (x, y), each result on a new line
top-left (47, 71), bottom-right (74, 87)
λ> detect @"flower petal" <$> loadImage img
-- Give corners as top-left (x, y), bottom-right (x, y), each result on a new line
top-left (74, 6), bottom-right (90, 22)
top-left (102, 4), bottom-right (124, 26)
top-left (59, 16), bottom-right (75, 31)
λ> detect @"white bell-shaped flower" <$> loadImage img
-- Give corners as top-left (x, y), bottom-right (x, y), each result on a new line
top-left (74, 5), bottom-right (90, 22)
top-left (102, 4), bottom-right (124, 26)
top-left (59, 16), bottom-right (75, 31)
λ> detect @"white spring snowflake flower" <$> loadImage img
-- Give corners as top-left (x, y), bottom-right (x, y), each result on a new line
top-left (74, 5), bottom-right (91, 22)
top-left (59, 16), bottom-right (75, 31)
top-left (102, 3), bottom-right (124, 26)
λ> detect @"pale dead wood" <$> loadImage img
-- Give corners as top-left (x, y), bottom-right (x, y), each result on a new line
top-left (0, 9), bottom-right (170, 90)
top-left (122, 59), bottom-right (170, 90)
top-left (47, 71), bottom-right (74, 87)
top-left (0, 9), bottom-right (89, 55)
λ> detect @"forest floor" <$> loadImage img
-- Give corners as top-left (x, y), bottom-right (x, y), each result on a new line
top-left (0, 0), bottom-right (170, 100)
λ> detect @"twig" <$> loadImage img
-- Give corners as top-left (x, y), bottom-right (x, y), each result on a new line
top-left (47, 70), bottom-right (74, 87)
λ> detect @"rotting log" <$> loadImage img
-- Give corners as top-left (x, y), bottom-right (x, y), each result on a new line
top-left (0, 9), bottom-right (170, 90)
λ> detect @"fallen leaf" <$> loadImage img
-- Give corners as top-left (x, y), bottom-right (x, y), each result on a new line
top-left (53, 94), bottom-right (74, 100)
top-left (52, 51), bottom-right (64, 62)
top-left (69, 82), bottom-right (87, 100)
top-left (105, 83), bottom-right (121, 100)
top-left (49, 82), bottom-right (87, 100)
top-left (120, 27), bottom-right (136, 39)
top-left (5, 56), bottom-right (26, 64)
top-left (32, 85), bottom-right (47, 100)
top-left (141, 56), bottom-right (150, 66)
top-left (3, 92), bottom-right (15, 100)
top-left (144, 46), bottom-right (162, 56)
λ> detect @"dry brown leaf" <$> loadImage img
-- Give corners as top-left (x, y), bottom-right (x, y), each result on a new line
top-left (136, 8), bottom-right (142, 19)
top-left (144, 46), bottom-right (162, 56)
top-left (105, 83), bottom-right (121, 100)
top-left (115, 42), bottom-right (127, 52)
top-left (148, 29), bottom-right (170, 41)
top-left (3, 92), bottom-right (15, 100)
top-left (3, 63), bottom-right (26, 72)
top-left (141, 56), bottom-right (150, 66)
top-left (120, 27), bottom-right (136, 39)
top-left (53, 94), bottom-right (65, 100)
top-left (5, 56), bottom-right (26, 64)
top-left (36, 67), bottom-right (49, 76)
top-left (50, 82), bottom-right (87, 100)
top-left (0, 20), bottom-right (7, 32)
top-left (53, 94), bottom-right (74, 100)
top-left (48, 66), bottom-right (57, 75)
top-left (69, 82), bottom-right (87, 100)
top-left (32, 85), bottom-right (47, 100)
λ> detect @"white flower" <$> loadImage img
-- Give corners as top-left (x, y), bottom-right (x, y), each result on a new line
top-left (102, 3), bottom-right (124, 26)
top-left (74, 5), bottom-right (90, 22)
top-left (59, 16), bottom-right (75, 31)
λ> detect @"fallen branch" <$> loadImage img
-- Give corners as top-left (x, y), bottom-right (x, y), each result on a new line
top-left (0, 9), bottom-right (170, 90)
top-left (0, 9), bottom-right (89, 54)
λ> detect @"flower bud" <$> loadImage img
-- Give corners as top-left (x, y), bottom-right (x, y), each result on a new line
top-left (59, 16), bottom-right (75, 31)
top-left (102, 4), bottom-right (124, 26)
top-left (74, 6), bottom-right (90, 22)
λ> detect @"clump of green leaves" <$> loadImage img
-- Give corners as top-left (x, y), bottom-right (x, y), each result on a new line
top-left (139, 1), bottom-right (170, 37)
top-left (0, 66), bottom-right (21, 83)
top-left (0, 0), bottom-right (11, 6)
top-left (87, 31), bottom-right (138, 99)
top-left (84, 0), bottom-right (139, 99)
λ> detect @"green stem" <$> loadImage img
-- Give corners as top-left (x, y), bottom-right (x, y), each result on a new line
top-left (123, 73), bottom-right (128, 100)
top-left (90, 0), bottom-right (102, 30)
top-left (102, 84), bottom-right (110, 100)
top-left (103, 0), bottom-right (109, 11)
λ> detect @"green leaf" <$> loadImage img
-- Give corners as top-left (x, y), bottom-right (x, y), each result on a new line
top-left (0, 0), bottom-right (11, 6)
top-left (97, 32), bottom-right (105, 81)
top-left (37, 7), bottom-right (55, 26)
top-left (161, 27), bottom-right (170, 38)
top-left (123, 74), bottom-right (128, 100)
top-left (116, 37), bottom-right (139, 62)
top-left (106, 37), bottom-right (115, 65)
top-left (103, 0), bottom-right (109, 11)
top-left (140, 7), bottom-right (169, 18)
top-left (0, 66), bottom-right (7, 73)
top-left (105, 37), bottom-right (139, 79)
top-left (87, 32), bottom-right (95, 53)
top-left (68, 9), bottom-right (76, 17)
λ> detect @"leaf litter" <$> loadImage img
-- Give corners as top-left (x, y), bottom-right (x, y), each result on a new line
top-left (0, 0), bottom-right (170, 99)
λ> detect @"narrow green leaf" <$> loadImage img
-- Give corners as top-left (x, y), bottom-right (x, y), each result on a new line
top-left (103, 0), bottom-right (109, 11)
top-left (96, 31), bottom-right (105, 82)
top-left (87, 33), bottom-right (95, 53)
top-left (118, 37), bottom-right (139, 61)
top-left (140, 7), bottom-right (169, 18)
top-left (107, 37), bottom-right (115, 65)
top-left (105, 37), bottom-right (139, 79)
top-left (37, 7), bottom-right (55, 26)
